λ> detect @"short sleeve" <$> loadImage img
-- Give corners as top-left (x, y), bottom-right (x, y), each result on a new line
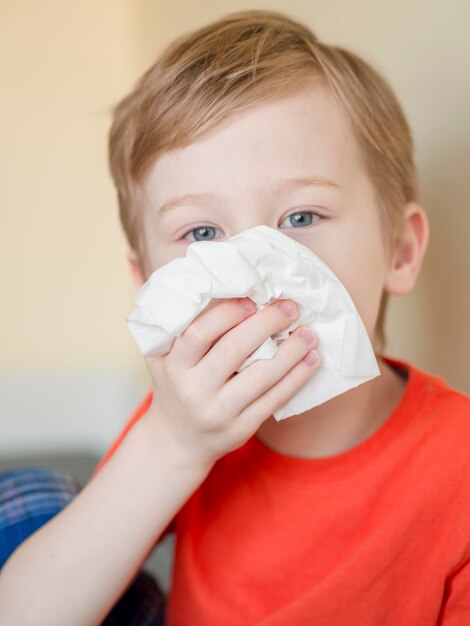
top-left (439, 556), bottom-right (470, 624)
top-left (93, 391), bottom-right (154, 475)
top-left (93, 391), bottom-right (177, 542)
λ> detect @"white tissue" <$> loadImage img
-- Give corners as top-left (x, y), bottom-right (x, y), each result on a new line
top-left (127, 225), bottom-right (380, 420)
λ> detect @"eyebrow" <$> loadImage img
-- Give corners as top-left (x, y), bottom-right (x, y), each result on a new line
top-left (156, 175), bottom-right (340, 216)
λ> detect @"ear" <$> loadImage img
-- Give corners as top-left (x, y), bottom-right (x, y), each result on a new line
top-left (384, 202), bottom-right (430, 296)
top-left (127, 249), bottom-right (146, 288)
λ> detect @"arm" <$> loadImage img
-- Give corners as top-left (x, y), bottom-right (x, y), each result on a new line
top-left (0, 410), bottom-right (212, 626)
top-left (0, 297), bottom-right (318, 625)
top-left (92, 391), bottom-right (177, 543)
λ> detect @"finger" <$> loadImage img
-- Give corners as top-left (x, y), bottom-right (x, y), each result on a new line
top-left (217, 324), bottom-right (318, 417)
top-left (196, 299), bottom-right (299, 390)
top-left (237, 350), bottom-right (320, 436)
top-left (168, 298), bottom-right (257, 371)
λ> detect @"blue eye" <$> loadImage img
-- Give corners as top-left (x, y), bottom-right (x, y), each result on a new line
top-left (182, 226), bottom-right (223, 242)
top-left (182, 211), bottom-right (322, 243)
top-left (280, 210), bottom-right (321, 229)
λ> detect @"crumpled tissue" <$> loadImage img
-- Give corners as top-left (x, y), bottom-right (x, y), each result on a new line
top-left (127, 225), bottom-right (380, 420)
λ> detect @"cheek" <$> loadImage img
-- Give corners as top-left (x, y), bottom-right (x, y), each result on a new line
top-left (143, 230), bottom-right (185, 274)
top-left (341, 264), bottom-right (385, 336)
top-left (141, 210), bottom-right (190, 273)
top-left (316, 240), bottom-right (387, 337)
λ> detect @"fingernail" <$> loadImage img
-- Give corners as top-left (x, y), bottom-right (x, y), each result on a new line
top-left (279, 300), bottom-right (297, 316)
top-left (303, 351), bottom-right (319, 366)
top-left (239, 298), bottom-right (256, 312)
top-left (298, 328), bottom-right (315, 344)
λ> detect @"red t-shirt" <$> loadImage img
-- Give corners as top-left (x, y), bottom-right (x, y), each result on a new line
top-left (95, 356), bottom-right (470, 625)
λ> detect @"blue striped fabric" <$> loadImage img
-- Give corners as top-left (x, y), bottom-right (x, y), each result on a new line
top-left (0, 467), bottom-right (79, 567)
top-left (0, 467), bottom-right (166, 625)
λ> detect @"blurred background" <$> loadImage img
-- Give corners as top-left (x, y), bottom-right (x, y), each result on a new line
top-left (1, 0), bottom-right (469, 590)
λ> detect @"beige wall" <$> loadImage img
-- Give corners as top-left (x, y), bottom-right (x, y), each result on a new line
top-left (1, 1), bottom-right (469, 453)
top-left (1, 0), bottom-right (142, 369)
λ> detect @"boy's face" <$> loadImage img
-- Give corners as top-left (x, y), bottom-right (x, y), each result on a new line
top-left (138, 81), bottom-right (394, 341)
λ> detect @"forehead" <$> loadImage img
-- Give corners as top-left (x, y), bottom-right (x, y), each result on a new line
top-left (141, 82), bottom-right (365, 202)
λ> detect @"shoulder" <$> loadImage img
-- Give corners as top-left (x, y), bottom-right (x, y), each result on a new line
top-left (429, 382), bottom-right (470, 452)
top-left (417, 365), bottom-right (470, 421)
top-left (405, 358), bottom-right (470, 459)
top-left (386, 354), bottom-right (470, 450)
top-left (387, 354), bottom-right (470, 417)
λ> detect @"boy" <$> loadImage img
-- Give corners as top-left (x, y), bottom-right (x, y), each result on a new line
top-left (1, 9), bottom-right (470, 625)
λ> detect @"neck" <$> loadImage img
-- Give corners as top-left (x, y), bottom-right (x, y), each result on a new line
top-left (255, 356), bottom-right (407, 459)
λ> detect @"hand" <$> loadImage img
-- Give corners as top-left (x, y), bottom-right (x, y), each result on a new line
top-left (142, 298), bottom-right (320, 467)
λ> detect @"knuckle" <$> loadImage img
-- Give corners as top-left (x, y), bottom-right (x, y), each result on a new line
top-left (198, 405), bottom-right (223, 431)
top-left (164, 356), bottom-right (179, 382)
top-left (249, 363), bottom-right (270, 390)
top-left (228, 425), bottom-right (249, 450)
top-left (263, 383), bottom-right (285, 412)
top-left (176, 378), bottom-right (198, 407)
top-left (256, 390), bottom-right (278, 416)
top-left (164, 365), bottom-right (177, 387)
top-left (221, 333), bottom-right (242, 358)
top-left (182, 320), bottom-right (208, 348)
top-left (210, 393), bottom-right (228, 418)
top-left (176, 387), bottom-right (191, 408)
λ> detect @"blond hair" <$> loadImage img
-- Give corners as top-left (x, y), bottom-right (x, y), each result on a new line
top-left (108, 9), bottom-right (419, 353)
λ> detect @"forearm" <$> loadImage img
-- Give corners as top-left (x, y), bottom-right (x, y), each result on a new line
top-left (0, 411), bottom-right (213, 626)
